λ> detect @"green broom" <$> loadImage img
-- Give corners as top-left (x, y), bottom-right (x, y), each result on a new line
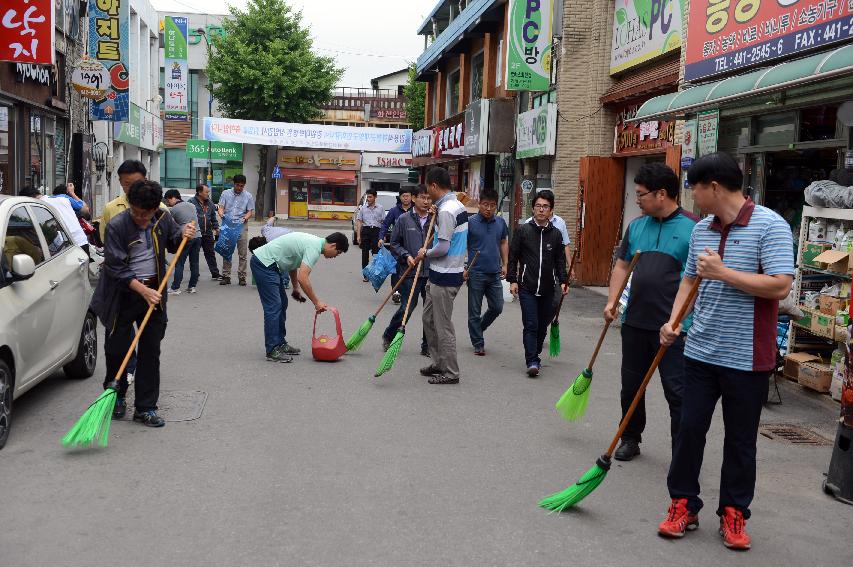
top-left (375, 213), bottom-right (437, 377)
top-left (540, 277), bottom-right (701, 512)
top-left (555, 251), bottom-right (641, 421)
top-left (63, 233), bottom-right (190, 449)
top-left (345, 261), bottom-right (416, 352)
top-left (548, 249), bottom-right (579, 358)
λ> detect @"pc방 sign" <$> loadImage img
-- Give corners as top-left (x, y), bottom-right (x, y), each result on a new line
top-left (685, 0), bottom-right (853, 81)
top-left (506, 0), bottom-right (553, 91)
top-left (0, 0), bottom-right (54, 64)
top-left (164, 16), bottom-right (189, 121)
top-left (516, 103), bottom-right (557, 158)
top-left (88, 0), bottom-right (130, 121)
top-left (610, 0), bottom-right (682, 74)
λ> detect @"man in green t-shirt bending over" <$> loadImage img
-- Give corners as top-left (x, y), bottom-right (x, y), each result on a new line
top-left (250, 231), bottom-right (349, 362)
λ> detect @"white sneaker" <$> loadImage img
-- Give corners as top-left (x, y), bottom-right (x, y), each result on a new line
top-left (168, 288), bottom-right (182, 295)
top-left (186, 287), bottom-right (197, 294)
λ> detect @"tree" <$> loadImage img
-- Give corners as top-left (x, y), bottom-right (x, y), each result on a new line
top-left (206, 0), bottom-right (342, 218)
top-left (404, 64), bottom-right (426, 131)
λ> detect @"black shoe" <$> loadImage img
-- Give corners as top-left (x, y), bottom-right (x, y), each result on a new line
top-left (420, 347), bottom-right (431, 358)
top-left (279, 343), bottom-right (301, 355)
top-left (614, 439), bottom-right (641, 461)
top-left (113, 397), bottom-right (127, 419)
top-left (212, 274), bottom-right (222, 281)
top-left (133, 410), bottom-right (166, 427)
top-left (428, 374), bottom-right (459, 385)
top-left (219, 277), bottom-right (231, 286)
top-left (266, 346), bottom-right (294, 363)
top-left (382, 337), bottom-right (391, 352)
top-left (239, 277), bottom-right (247, 286)
top-left (392, 291), bottom-right (401, 305)
top-left (419, 364), bottom-right (440, 377)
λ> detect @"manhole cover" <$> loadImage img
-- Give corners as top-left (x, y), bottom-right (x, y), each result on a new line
top-left (119, 390), bottom-right (207, 422)
top-left (758, 423), bottom-right (831, 446)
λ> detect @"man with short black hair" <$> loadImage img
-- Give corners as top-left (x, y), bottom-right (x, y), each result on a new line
top-left (218, 174), bottom-right (254, 286)
top-left (606, 163), bottom-right (697, 463)
top-left (355, 188), bottom-right (384, 279)
top-left (189, 183), bottom-right (221, 280)
top-left (250, 231), bottom-right (349, 362)
top-left (90, 180), bottom-right (195, 428)
top-left (657, 152), bottom-right (794, 550)
top-left (100, 159), bottom-right (166, 242)
top-left (164, 189), bottom-right (202, 295)
top-left (380, 186), bottom-right (414, 304)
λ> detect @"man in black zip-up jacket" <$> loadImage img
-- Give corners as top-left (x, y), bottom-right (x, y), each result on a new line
top-left (507, 190), bottom-right (568, 376)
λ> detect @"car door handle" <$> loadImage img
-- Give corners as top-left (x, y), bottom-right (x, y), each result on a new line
top-left (49, 280), bottom-right (60, 290)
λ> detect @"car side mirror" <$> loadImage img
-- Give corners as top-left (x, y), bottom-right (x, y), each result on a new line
top-left (11, 254), bottom-right (36, 281)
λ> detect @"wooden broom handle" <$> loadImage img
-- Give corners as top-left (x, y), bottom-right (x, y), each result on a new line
top-left (111, 233), bottom-right (190, 385)
top-left (604, 277), bottom-right (702, 458)
top-left (401, 213), bottom-right (438, 327)
top-left (587, 251), bottom-right (641, 369)
top-left (373, 261), bottom-right (416, 317)
top-left (553, 248), bottom-right (579, 324)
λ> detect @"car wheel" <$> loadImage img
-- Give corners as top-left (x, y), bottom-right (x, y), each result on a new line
top-left (0, 359), bottom-right (12, 450)
top-left (64, 311), bottom-right (98, 379)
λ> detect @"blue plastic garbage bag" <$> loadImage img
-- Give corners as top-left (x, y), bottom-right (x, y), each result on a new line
top-left (214, 220), bottom-right (242, 263)
top-left (362, 247), bottom-right (397, 292)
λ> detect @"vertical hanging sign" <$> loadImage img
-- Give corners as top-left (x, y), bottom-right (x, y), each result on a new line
top-left (506, 0), bottom-right (553, 91)
top-left (88, 0), bottom-right (130, 121)
top-left (164, 15), bottom-right (188, 121)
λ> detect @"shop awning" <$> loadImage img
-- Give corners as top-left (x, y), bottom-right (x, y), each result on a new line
top-left (280, 169), bottom-right (357, 185)
top-left (632, 44), bottom-right (853, 122)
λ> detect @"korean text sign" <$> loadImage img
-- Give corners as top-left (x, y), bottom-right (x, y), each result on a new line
top-left (507, 0), bottom-right (553, 91)
top-left (164, 16), bottom-right (188, 121)
top-left (0, 0), bottom-right (54, 64)
top-left (88, 0), bottom-right (130, 121)
top-left (685, 0), bottom-right (853, 81)
top-left (611, 0), bottom-right (683, 74)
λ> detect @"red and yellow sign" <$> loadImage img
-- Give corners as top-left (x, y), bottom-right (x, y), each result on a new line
top-left (685, 1), bottom-right (853, 81)
top-left (614, 105), bottom-right (675, 154)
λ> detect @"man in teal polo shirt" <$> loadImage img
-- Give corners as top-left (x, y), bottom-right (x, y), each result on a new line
top-left (250, 231), bottom-right (349, 362)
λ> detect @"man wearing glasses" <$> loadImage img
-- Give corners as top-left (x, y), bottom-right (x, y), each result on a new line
top-left (604, 163), bottom-right (697, 462)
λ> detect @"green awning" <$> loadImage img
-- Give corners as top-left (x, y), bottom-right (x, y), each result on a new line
top-left (633, 44), bottom-right (853, 121)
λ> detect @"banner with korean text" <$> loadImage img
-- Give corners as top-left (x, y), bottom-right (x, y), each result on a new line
top-left (88, 0), bottom-right (130, 121)
top-left (685, 1), bottom-right (853, 82)
top-left (506, 0), bottom-right (553, 91)
top-left (0, 0), bottom-right (54, 64)
top-left (164, 16), bottom-right (189, 121)
top-left (610, 0), bottom-right (682, 74)
top-left (202, 118), bottom-right (413, 153)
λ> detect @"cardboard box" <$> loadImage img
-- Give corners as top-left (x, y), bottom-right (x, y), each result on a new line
top-left (795, 307), bottom-right (815, 329)
top-left (819, 294), bottom-right (847, 316)
top-left (799, 362), bottom-right (833, 392)
top-left (784, 352), bottom-right (821, 380)
top-left (803, 242), bottom-right (834, 267)
top-left (836, 325), bottom-right (849, 343)
top-left (813, 249), bottom-right (851, 273)
top-left (812, 312), bottom-right (836, 339)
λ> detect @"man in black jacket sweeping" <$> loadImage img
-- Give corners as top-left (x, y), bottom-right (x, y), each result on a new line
top-left (507, 189), bottom-right (568, 377)
top-left (91, 180), bottom-right (195, 427)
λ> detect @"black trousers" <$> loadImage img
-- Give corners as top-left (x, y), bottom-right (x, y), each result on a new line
top-left (360, 226), bottom-right (380, 269)
top-left (518, 288), bottom-right (559, 367)
top-left (667, 357), bottom-right (769, 519)
top-left (103, 291), bottom-right (167, 412)
top-left (620, 324), bottom-right (685, 444)
top-left (201, 230), bottom-right (220, 277)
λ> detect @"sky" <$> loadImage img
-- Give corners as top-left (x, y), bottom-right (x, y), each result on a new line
top-left (150, 0), bottom-right (437, 87)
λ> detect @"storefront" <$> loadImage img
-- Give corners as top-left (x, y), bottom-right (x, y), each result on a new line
top-left (0, 62), bottom-right (70, 196)
top-left (463, 98), bottom-right (514, 205)
top-left (274, 149), bottom-right (361, 220)
top-left (410, 112), bottom-right (466, 193)
top-left (361, 152), bottom-right (412, 195)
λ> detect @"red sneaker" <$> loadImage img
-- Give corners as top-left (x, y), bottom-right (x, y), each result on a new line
top-left (719, 507), bottom-right (751, 550)
top-left (658, 498), bottom-right (699, 538)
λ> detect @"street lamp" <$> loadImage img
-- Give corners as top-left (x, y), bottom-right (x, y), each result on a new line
top-left (197, 28), bottom-right (214, 186)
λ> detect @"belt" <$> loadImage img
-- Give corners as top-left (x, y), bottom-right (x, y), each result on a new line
top-left (137, 276), bottom-right (157, 288)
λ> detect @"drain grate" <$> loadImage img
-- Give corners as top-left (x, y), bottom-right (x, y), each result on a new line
top-left (758, 423), bottom-right (832, 446)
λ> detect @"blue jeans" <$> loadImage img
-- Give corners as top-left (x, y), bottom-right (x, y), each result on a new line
top-left (467, 271), bottom-right (504, 349)
top-left (172, 238), bottom-right (201, 290)
top-left (383, 276), bottom-right (427, 349)
top-left (518, 288), bottom-right (558, 367)
top-left (250, 255), bottom-right (289, 354)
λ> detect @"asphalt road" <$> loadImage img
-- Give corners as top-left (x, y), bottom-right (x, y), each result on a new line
top-left (2, 225), bottom-right (851, 566)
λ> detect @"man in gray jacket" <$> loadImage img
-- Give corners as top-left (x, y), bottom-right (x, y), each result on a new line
top-left (381, 185), bottom-right (432, 356)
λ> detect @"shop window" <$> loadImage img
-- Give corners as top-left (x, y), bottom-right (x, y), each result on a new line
top-left (496, 39), bottom-right (503, 87)
top-left (54, 121), bottom-right (66, 188)
top-left (755, 112), bottom-right (795, 146)
top-left (0, 106), bottom-right (10, 195)
top-left (308, 184), bottom-right (356, 206)
top-left (717, 117), bottom-right (751, 153)
top-left (31, 204), bottom-right (71, 257)
top-left (447, 69), bottom-right (460, 116)
top-left (3, 206), bottom-right (45, 268)
top-left (161, 148), bottom-right (193, 189)
top-left (29, 114), bottom-right (43, 191)
top-left (471, 51), bottom-right (484, 102)
top-left (799, 105), bottom-right (839, 142)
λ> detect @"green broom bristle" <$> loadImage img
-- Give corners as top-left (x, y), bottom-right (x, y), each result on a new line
top-left (62, 388), bottom-right (117, 448)
top-left (539, 461), bottom-right (609, 512)
top-left (374, 330), bottom-right (405, 377)
top-left (345, 315), bottom-right (375, 352)
top-left (555, 369), bottom-right (593, 421)
top-left (548, 322), bottom-right (561, 357)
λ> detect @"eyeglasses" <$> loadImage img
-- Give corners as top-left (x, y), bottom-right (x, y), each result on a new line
top-left (635, 190), bottom-right (659, 200)
top-left (533, 204), bottom-right (552, 210)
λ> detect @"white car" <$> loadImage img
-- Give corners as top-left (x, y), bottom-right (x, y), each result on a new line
top-left (0, 195), bottom-right (97, 449)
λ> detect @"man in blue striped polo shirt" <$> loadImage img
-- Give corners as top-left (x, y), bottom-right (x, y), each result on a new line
top-left (416, 167), bottom-right (468, 385)
top-left (658, 153), bottom-right (794, 550)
